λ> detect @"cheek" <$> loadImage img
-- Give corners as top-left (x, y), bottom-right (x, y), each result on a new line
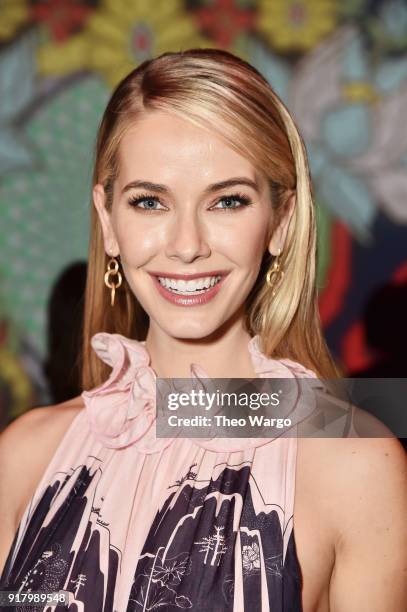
top-left (217, 219), bottom-right (268, 264)
top-left (114, 216), bottom-right (161, 264)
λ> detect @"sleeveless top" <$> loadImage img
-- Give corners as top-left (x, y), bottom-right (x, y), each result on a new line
top-left (0, 333), bottom-right (326, 611)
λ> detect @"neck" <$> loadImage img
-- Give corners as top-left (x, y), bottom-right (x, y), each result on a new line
top-left (144, 323), bottom-right (257, 379)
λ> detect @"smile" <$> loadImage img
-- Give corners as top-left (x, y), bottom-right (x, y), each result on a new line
top-left (149, 271), bottom-right (229, 307)
top-left (157, 275), bottom-right (222, 295)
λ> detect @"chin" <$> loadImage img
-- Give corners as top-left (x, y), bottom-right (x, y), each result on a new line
top-left (152, 318), bottom-right (224, 341)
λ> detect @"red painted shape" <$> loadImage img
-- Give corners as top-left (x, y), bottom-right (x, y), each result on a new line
top-left (392, 260), bottom-right (407, 284)
top-left (194, 0), bottom-right (255, 47)
top-left (30, 0), bottom-right (92, 43)
top-left (318, 221), bottom-right (352, 327)
top-left (341, 321), bottom-right (375, 373)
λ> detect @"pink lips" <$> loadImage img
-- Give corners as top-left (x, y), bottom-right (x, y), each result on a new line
top-left (150, 273), bottom-right (228, 307)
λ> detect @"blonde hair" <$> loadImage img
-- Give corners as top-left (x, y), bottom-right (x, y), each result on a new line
top-left (82, 48), bottom-right (341, 390)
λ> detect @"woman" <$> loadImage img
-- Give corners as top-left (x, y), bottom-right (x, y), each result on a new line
top-left (0, 49), bottom-right (405, 611)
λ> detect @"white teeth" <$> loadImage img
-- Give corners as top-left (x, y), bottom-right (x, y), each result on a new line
top-left (157, 275), bottom-right (222, 294)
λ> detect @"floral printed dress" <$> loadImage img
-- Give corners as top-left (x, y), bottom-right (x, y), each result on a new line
top-left (0, 333), bottom-right (325, 611)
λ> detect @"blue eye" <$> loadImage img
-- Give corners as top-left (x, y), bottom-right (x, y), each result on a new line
top-left (127, 194), bottom-right (164, 210)
top-left (213, 194), bottom-right (252, 211)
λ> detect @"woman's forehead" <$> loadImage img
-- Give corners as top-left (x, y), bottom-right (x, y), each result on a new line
top-left (116, 110), bottom-right (262, 187)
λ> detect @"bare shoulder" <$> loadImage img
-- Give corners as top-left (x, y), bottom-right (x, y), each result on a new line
top-left (329, 434), bottom-right (405, 529)
top-left (0, 396), bottom-right (84, 569)
top-left (299, 434), bottom-right (406, 525)
top-left (1, 396), bottom-right (84, 449)
top-left (299, 389), bottom-right (405, 509)
top-left (296, 435), bottom-right (407, 610)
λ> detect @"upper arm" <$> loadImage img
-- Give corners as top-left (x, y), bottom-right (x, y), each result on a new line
top-left (0, 401), bottom-right (82, 576)
top-left (329, 437), bottom-right (407, 611)
top-left (0, 408), bottom-right (48, 575)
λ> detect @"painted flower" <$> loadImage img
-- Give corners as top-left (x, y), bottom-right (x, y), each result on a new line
top-left (37, 0), bottom-right (212, 87)
top-left (258, 0), bottom-right (338, 53)
top-left (193, 0), bottom-right (256, 48)
top-left (289, 25), bottom-right (407, 238)
top-left (242, 541), bottom-right (261, 573)
top-left (0, 0), bottom-right (29, 41)
top-left (30, 0), bottom-right (94, 43)
top-left (250, 25), bottom-right (407, 242)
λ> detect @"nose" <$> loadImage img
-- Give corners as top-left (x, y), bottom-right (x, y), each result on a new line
top-left (165, 208), bottom-right (211, 263)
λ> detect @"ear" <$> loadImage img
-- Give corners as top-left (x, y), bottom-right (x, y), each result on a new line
top-left (268, 192), bottom-right (296, 256)
top-left (93, 184), bottom-right (120, 257)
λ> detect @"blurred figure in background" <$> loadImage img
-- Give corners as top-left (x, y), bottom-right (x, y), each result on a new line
top-left (0, 262), bottom-right (87, 431)
top-left (348, 279), bottom-right (407, 450)
top-left (348, 280), bottom-right (407, 378)
top-left (44, 261), bottom-right (87, 404)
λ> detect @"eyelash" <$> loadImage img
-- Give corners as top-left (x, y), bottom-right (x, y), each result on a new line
top-left (126, 192), bottom-right (252, 213)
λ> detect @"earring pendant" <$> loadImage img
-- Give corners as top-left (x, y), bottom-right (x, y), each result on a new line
top-left (104, 257), bottom-right (122, 306)
top-left (266, 249), bottom-right (284, 296)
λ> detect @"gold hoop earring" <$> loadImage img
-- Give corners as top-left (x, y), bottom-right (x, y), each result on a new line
top-left (104, 257), bottom-right (122, 306)
top-left (266, 248), bottom-right (284, 297)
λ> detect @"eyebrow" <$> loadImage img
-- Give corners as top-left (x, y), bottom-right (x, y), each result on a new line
top-left (120, 177), bottom-right (261, 196)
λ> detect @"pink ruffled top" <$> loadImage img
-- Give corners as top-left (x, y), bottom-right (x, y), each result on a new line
top-left (1, 333), bottom-right (324, 612)
top-left (82, 332), bottom-right (321, 453)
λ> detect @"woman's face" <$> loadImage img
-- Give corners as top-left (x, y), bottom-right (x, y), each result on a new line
top-left (94, 110), bottom-right (293, 340)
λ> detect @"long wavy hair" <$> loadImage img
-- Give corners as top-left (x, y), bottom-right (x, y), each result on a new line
top-left (81, 48), bottom-right (341, 391)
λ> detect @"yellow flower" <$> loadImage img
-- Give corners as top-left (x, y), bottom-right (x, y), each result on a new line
top-left (258, 0), bottom-right (337, 52)
top-left (0, 0), bottom-right (28, 40)
top-left (37, 0), bottom-right (212, 87)
top-left (0, 349), bottom-right (32, 419)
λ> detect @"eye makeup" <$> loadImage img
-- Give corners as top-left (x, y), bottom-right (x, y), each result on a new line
top-left (126, 192), bottom-right (253, 213)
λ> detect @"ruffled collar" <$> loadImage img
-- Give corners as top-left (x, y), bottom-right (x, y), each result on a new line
top-left (82, 333), bottom-right (323, 454)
